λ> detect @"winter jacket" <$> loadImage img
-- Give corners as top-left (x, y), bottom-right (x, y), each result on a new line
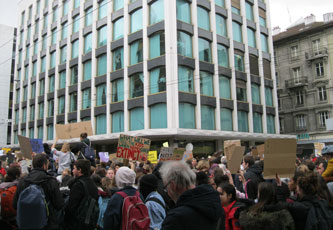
top-left (145, 191), bottom-right (166, 230)
top-left (51, 149), bottom-right (75, 175)
top-left (221, 199), bottom-right (253, 230)
top-left (64, 175), bottom-right (98, 229)
top-left (239, 204), bottom-right (295, 230)
top-left (244, 163), bottom-right (264, 200)
top-left (13, 168), bottom-right (64, 230)
top-left (0, 167), bottom-right (6, 177)
top-left (162, 184), bottom-right (223, 230)
top-left (322, 158), bottom-right (333, 178)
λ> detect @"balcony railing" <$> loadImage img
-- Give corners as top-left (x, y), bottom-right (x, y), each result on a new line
top-left (305, 48), bottom-right (328, 62)
top-left (285, 77), bottom-right (308, 89)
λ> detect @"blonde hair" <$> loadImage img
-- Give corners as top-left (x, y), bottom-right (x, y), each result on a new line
top-left (60, 142), bottom-right (71, 153)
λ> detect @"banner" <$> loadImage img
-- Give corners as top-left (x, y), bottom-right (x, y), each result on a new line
top-left (229, 146), bottom-right (246, 174)
top-left (148, 151), bottom-right (158, 164)
top-left (55, 121), bottom-right (93, 139)
top-left (30, 138), bottom-right (44, 154)
top-left (263, 139), bottom-right (297, 179)
top-left (99, 152), bottom-right (109, 163)
top-left (116, 134), bottom-right (151, 162)
top-left (314, 142), bottom-right (325, 156)
top-left (18, 135), bottom-right (33, 160)
top-left (224, 140), bottom-right (241, 161)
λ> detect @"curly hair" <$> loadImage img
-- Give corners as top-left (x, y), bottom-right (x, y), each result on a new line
top-left (297, 172), bottom-right (319, 196)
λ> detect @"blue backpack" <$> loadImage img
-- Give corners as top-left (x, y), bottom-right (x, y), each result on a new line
top-left (17, 184), bottom-right (49, 229)
top-left (82, 142), bottom-right (95, 161)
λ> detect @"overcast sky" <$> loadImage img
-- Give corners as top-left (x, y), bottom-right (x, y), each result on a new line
top-left (0, 0), bottom-right (332, 31)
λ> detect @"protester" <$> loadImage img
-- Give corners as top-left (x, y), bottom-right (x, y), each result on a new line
top-left (315, 158), bottom-right (327, 175)
top-left (160, 161), bottom-right (222, 230)
top-left (106, 168), bottom-right (115, 180)
top-left (13, 154), bottom-right (64, 230)
top-left (51, 138), bottom-right (76, 175)
top-left (242, 156), bottom-right (264, 199)
top-left (0, 160), bottom-right (6, 177)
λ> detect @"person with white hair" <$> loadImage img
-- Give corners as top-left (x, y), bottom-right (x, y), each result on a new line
top-left (160, 161), bottom-right (223, 230)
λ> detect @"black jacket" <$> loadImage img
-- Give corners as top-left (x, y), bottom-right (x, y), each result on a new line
top-left (244, 163), bottom-right (264, 200)
top-left (13, 168), bottom-right (64, 230)
top-left (162, 184), bottom-right (223, 230)
top-left (64, 175), bottom-right (98, 229)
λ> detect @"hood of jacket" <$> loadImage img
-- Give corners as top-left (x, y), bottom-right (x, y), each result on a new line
top-left (245, 163), bottom-right (264, 181)
top-left (23, 168), bottom-right (52, 184)
top-left (176, 184), bottom-right (222, 222)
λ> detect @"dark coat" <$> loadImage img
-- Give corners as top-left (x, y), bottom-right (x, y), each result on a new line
top-left (162, 184), bottom-right (223, 230)
top-left (13, 168), bottom-right (64, 230)
top-left (103, 186), bottom-right (138, 230)
top-left (64, 175), bottom-right (98, 229)
top-left (244, 163), bottom-right (264, 200)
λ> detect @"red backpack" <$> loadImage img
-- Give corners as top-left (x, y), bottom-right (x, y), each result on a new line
top-left (0, 185), bottom-right (17, 219)
top-left (116, 191), bottom-right (150, 230)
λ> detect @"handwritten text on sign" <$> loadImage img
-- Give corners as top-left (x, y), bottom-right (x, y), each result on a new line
top-left (116, 134), bottom-right (151, 162)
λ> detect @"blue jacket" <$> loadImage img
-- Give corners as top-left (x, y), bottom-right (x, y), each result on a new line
top-left (145, 191), bottom-right (166, 230)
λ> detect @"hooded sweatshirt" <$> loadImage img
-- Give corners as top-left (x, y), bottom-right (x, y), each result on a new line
top-left (162, 184), bottom-right (222, 230)
top-left (244, 163), bottom-right (264, 200)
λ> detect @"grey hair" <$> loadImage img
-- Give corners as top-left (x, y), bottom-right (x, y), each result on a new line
top-left (159, 161), bottom-right (196, 190)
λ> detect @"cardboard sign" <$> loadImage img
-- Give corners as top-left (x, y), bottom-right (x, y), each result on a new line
top-left (263, 139), bottom-right (297, 179)
top-left (251, 148), bottom-right (258, 156)
top-left (257, 144), bottom-right (265, 159)
top-left (159, 147), bottom-right (184, 161)
top-left (18, 135), bottom-right (33, 160)
top-left (30, 138), bottom-right (44, 154)
top-left (224, 140), bottom-right (241, 161)
top-left (182, 151), bottom-right (194, 161)
top-left (109, 153), bottom-right (117, 160)
top-left (116, 134), bottom-right (151, 162)
top-left (2, 148), bottom-right (11, 154)
top-left (99, 152), bottom-right (109, 163)
top-left (229, 146), bottom-right (246, 174)
top-left (314, 142), bottom-right (325, 156)
top-left (172, 148), bottom-right (185, 161)
top-left (55, 121), bottom-right (93, 139)
top-left (148, 151), bottom-right (158, 164)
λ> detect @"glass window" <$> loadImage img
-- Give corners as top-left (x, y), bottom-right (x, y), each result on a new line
top-left (130, 40), bottom-right (143, 65)
top-left (22, 108), bottom-right (27, 123)
top-left (60, 46), bottom-right (67, 64)
top-left (215, 0), bottom-right (225, 7)
top-left (150, 32), bottom-right (165, 59)
top-left (251, 84), bottom-right (261, 104)
top-left (36, 1), bottom-right (41, 14)
top-left (30, 105), bottom-right (35, 121)
top-left (15, 110), bottom-right (19, 123)
top-left (216, 14), bottom-right (227, 37)
top-left (217, 44), bottom-right (228, 67)
top-left (113, 17), bottom-right (124, 40)
top-left (197, 6), bottom-right (210, 31)
top-left (71, 66), bottom-right (78, 85)
top-left (318, 86), bottom-right (327, 101)
top-left (267, 115), bottom-right (275, 133)
top-left (261, 33), bottom-right (268, 52)
top-left (63, 0), bottom-right (69, 16)
top-left (19, 51), bottom-right (22, 64)
top-left (130, 73), bottom-right (144, 98)
top-left (198, 38), bottom-right (212, 63)
top-left (59, 71), bottom-right (66, 89)
top-left (38, 102), bottom-right (44, 119)
top-left (85, 7), bottom-right (93, 26)
top-left (232, 6), bottom-right (240, 15)
top-left (37, 126), bottom-right (43, 140)
top-left (200, 71), bottom-right (213, 96)
top-left (236, 87), bottom-right (247, 102)
top-left (23, 87), bottom-right (28, 101)
top-left (74, 0), bottom-right (80, 9)
top-left (150, 0), bottom-right (164, 25)
top-left (33, 42), bottom-right (39, 56)
top-left (131, 9), bottom-right (143, 33)
top-left (27, 26), bottom-right (31, 41)
top-left (177, 31), bottom-right (192, 57)
top-left (31, 83), bottom-right (36, 98)
top-left (150, 67), bottom-right (166, 94)
top-left (69, 92), bottom-right (77, 112)
top-left (24, 67), bottom-right (29, 81)
top-left (25, 46), bottom-right (30, 60)
top-left (99, 0), bottom-right (107, 19)
top-left (49, 75), bottom-right (55, 92)
top-left (34, 21), bottom-right (39, 35)
top-left (179, 103), bottom-right (195, 128)
top-left (221, 108), bottom-right (233, 131)
top-left (32, 62), bottom-right (37, 77)
top-left (112, 79), bottom-right (124, 102)
top-left (265, 87), bottom-right (273, 106)
top-left (259, 16), bottom-right (266, 27)
top-left (130, 107), bottom-right (144, 131)
top-left (84, 33), bottom-right (92, 54)
top-left (96, 115), bottom-right (106, 134)
top-left (247, 28), bottom-right (256, 48)
top-left (82, 88), bottom-right (91, 109)
top-left (98, 26), bottom-right (107, 47)
top-left (29, 127), bottom-right (34, 138)
top-left (47, 124), bottom-right (53, 140)
top-left (201, 105), bottom-right (215, 130)
top-left (234, 54), bottom-right (244, 72)
top-left (177, 0), bottom-right (191, 24)
top-left (112, 111), bottom-right (124, 133)
top-left (253, 112), bottom-right (262, 133)
top-left (20, 31), bottom-right (24, 46)
top-left (316, 63), bottom-right (325, 77)
top-left (48, 99), bottom-right (54, 117)
top-left (112, 47), bottom-right (124, 71)
top-left (219, 75), bottom-right (231, 99)
top-left (96, 84), bottom-right (106, 106)
top-left (150, 103), bottom-right (167, 128)
top-left (245, 2), bottom-right (254, 21)
top-left (39, 79), bottom-right (45, 95)
top-left (61, 22), bottom-right (68, 39)
top-left (16, 89), bottom-right (20, 104)
top-left (238, 111), bottom-right (248, 132)
top-left (178, 66), bottom-right (194, 93)
top-left (73, 15), bottom-right (80, 33)
top-left (43, 15), bottom-right (48, 29)
top-left (232, 22), bottom-right (242, 43)
top-left (50, 52), bottom-right (56, 68)
top-left (72, 40), bottom-right (79, 58)
top-left (14, 131), bottom-right (18, 144)
top-left (114, 0), bottom-right (124, 11)
top-left (83, 61), bottom-right (92, 81)
top-left (97, 54), bottom-right (107, 76)
top-left (52, 8), bottom-right (58, 22)
top-left (42, 36), bottom-right (47, 50)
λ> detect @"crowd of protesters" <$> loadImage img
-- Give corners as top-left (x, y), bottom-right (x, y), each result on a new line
top-left (1, 134), bottom-right (333, 230)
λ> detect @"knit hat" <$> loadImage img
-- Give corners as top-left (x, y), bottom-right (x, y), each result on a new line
top-left (115, 166), bottom-right (136, 189)
top-left (139, 174), bottom-right (158, 190)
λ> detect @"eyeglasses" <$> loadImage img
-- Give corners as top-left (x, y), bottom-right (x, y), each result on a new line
top-left (163, 181), bottom-right (171, 193)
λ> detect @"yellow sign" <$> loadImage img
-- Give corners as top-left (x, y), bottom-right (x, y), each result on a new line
top-left (2, 148), bottom-right (11, 153)
top-left (148, 151), bottom-right (158, 164)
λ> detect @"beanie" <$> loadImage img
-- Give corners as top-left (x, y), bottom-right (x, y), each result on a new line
top-left (139, 174), bottom-right (158, 190)
top-left (115, 166), bottom-right (136, 189)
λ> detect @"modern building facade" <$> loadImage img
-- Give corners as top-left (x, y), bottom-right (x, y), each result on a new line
top-left (274, 13), bottom-right (333, 155)
top-left (0, 24), bottom-right (16, 147)
top-left (12, 0), bottom-right (291, 154)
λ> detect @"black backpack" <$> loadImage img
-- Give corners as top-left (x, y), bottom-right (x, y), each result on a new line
top-left (304, 199), bottom-right (333, 230)
top-left (82, 142), bottom-right (95, 161)
top-left (74, 180), bottom-right (99, 229)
